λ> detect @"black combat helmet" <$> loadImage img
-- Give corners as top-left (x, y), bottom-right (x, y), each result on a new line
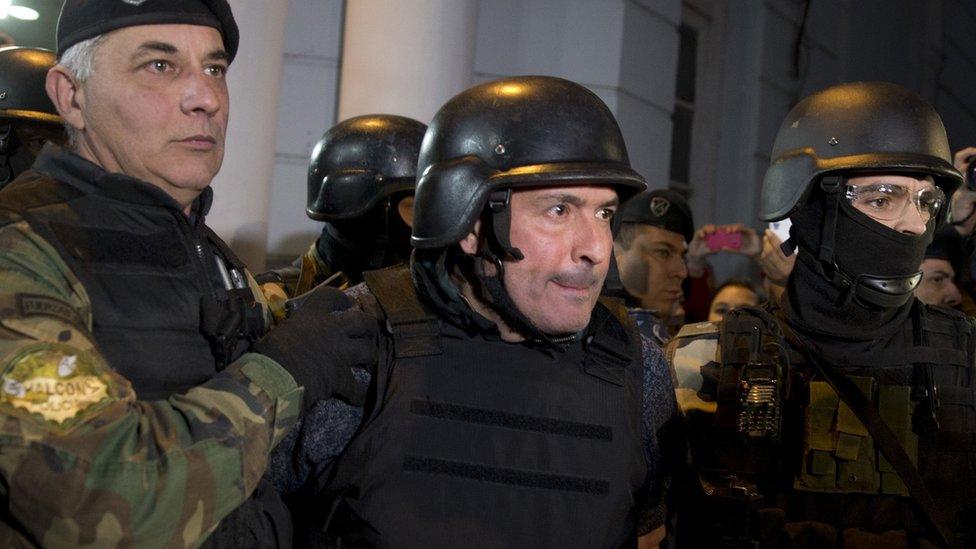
top-left (411, 75), bottom-right (645, 342)
top-left (761, 81), bottom-right (961, 222)
top-left (0, 47), bottom-right (61, 126)
top-left (0, 47), bottom-right (64, 189)
top-left (306, 114), bottom-right (427, 221)
top-left (412, 75), bottom-right (646, 252)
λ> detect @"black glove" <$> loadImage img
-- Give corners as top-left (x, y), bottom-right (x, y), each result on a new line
top-left (252, 284), bottom-right (377, 409)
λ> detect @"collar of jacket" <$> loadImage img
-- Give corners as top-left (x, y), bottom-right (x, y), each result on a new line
top-left (31, 143), bottom-right (214, 217)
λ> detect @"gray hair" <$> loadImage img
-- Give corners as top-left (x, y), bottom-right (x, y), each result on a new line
top-left (58, 35), bottom-right (105, 82)
top-left (57, 35), bottom-right (106, 147)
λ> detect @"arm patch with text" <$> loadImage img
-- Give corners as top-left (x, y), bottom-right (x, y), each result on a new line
top-left (0, 343), bottom-right (120, 430)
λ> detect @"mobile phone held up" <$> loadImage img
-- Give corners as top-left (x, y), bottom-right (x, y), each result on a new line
top-left (768, 219), bottom-right (792, 243)
top-left (706, 231), bottom-right (742, 251)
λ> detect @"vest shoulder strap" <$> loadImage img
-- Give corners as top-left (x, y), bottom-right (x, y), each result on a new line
top-left (596, 296), bottom-right (632, 331)
top-left (362, 265), bottom-right (441, 358)
top-left (0, 170), bottom-right (80, 213)
top-left (668, 320), bottom-right (721, 417)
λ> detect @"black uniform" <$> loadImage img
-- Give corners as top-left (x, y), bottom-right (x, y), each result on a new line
top-left (669, 81), bottom-right (975, 547)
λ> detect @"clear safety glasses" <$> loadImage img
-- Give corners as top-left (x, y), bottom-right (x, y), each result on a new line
top-left (844, 182), bottom-right (945, 223)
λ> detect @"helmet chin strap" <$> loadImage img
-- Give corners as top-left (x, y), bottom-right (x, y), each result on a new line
top-left (805, 175), bottom-right (921, 309)
top-left (487, 189), bottom-right (524, 261)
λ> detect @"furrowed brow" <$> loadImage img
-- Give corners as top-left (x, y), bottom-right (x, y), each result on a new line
top-left (536, 193), bottom-right (586, 206)
top-left (131, 41), bottom-right (179, 62)
top-left (204, 48), bottom-right (230, 63)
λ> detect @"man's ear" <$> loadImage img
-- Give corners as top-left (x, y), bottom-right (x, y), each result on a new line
top-left (397, 196), bottom-right (414, 228)
top-left (458, 219), bottom-right (483, 255)
top-left (46, 65), bottom-right (85, 133)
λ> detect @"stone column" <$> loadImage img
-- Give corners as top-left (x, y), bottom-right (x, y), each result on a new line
top-left (208, 0), bottom-right (289, 271)
top-left (337, 0), bottom-right (478, 123)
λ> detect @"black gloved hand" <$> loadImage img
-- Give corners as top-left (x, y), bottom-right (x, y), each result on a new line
top-left (252, 284), bottom-right (377, 409)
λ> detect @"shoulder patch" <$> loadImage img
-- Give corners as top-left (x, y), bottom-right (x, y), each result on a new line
top-left (15, 294), bottom-right (85, 327)
top-left (0, 344), bottom-right (119, 429)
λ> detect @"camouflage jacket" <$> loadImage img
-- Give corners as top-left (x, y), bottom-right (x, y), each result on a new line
top-left (0, 215), bottom-right (303, 547)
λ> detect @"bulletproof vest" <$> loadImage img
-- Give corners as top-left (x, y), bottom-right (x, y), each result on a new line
top-left (675, 304), bottom-right (976, 545)
top-left (0, 167), bottom-right (266, 401)
top-left (316, 265), bottom-right (647, 549)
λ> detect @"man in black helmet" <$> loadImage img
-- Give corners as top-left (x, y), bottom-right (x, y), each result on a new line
top-left (0, 46), bottom-right (66, 189)
top-left (614, 189), bottom-right (694, 344)
top-left (272, 75), bottom-right (680, 548)
top-left (669, 82), bottom-right (976, 547)
top-left (259, 114), bottom-right (424, 312)
top-left (0, 1), bottom-right (374, 546)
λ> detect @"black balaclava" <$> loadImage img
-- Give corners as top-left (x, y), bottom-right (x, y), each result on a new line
top-left (316, 194), bottom-right (413, 283)
top-left (786, 177), bottom-right (933, 341)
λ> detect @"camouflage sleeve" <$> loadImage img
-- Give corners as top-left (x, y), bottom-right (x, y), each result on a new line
top-left (0, 219), bottom-right (303, 548)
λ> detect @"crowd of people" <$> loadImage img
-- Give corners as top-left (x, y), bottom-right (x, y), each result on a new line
top-left (0, 1), bottom-right (975, 548)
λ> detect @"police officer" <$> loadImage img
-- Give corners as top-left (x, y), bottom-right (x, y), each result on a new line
top-left (916, 226), bottom-right (965, 308)
top-left (669, 81), bottom-right (974, 547)
top-left (260, 115), bottom-right (425, 307)
top-left (614, 188), bottom-right (694, 344)
top-left (0, 46), bottom-right (66, 189)
top-left (272, 75), bottom-right (681, 548)
top-left (0, 1), bottom-right (373, 546)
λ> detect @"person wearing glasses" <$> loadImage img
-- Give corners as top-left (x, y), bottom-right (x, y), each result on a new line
top-left (667, 82), bottom-right (976, 547)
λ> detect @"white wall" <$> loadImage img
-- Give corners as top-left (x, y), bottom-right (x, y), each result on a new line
top-left (264, 0), bottom-right (345, 268)
top-left (337, 0), bottom-right (477, 123)
top-left (208, 0), bottom-right (290, 271)
top-left (474, 0), bottom-right (681, 189)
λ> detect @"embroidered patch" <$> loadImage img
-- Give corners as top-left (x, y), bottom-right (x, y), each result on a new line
top-left (16, 294), bottom-right (84, 327)
top-left (1, 345), bottom-right (111, 425)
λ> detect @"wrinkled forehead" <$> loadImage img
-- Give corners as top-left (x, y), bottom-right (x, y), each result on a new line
top-left (96, 23), bottom-right (227, 62)
top-left (921, 256), bottom-right (955, 274)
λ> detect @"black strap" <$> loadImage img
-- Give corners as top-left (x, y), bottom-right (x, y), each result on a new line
top-left (817, 176), bottom-right (843, 265)
top-left (781, 323), bottom-right (959, 548)
top-left (362, 266), bottom-right (442, 358)
top-left (488, 189), bottom-right (524, 260)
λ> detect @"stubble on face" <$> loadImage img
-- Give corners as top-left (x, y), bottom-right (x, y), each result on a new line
top-left (499, 185), bottom-right (619, 335)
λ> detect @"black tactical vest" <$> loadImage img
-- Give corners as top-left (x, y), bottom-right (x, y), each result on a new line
top-left (678, 303), bottom-right (976, 546)
top-left (316, 266), bottom-right (647, 549)
top-left (0, 149), bottom-right (266, 400)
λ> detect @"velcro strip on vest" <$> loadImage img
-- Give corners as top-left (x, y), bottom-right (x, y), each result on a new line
top-left (363, 266), bottom-right (441, 358)
top-left (866, 346), bottom-right (968, 368)
top-left (403, 455), bottom-right (610, 495)
top-left (410, 399), bottom-right (613, 440)
top-left (48, 221), bottom-right (189, 269)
